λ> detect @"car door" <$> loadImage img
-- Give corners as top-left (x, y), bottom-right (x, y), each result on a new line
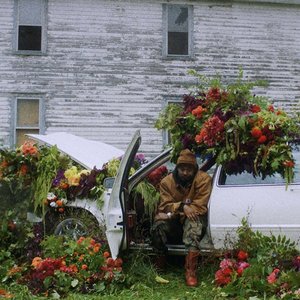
top-left (209, 148), bottom-right (300, 250)
top-left (106, 130), bottom-right (141, 259)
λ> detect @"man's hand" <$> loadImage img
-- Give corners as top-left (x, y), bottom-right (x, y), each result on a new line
top-left (154, 212), bottom-right (170, 221)
top-left (183, 205), bottom-right (199, 221)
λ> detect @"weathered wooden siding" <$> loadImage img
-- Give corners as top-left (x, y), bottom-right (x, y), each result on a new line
top-left (0, 0), bottom-right (300, 158)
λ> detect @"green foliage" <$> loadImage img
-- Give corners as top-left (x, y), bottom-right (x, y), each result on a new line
top-left (155, 104), bottom-right (182, 132)
top-left (216, 218), bottom-right (300, 299)
top-left (236, 218), bottom-right (298, 267)
top-left (134, 181), bottom-right (160, 221)
top-left (32, 146), bottom-right (60, 213)
top-left (40, 235), bottom-right (65, 258)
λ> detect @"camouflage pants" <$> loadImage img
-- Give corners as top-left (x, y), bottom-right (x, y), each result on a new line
top-left (151, 215), bottom-right (207, 253)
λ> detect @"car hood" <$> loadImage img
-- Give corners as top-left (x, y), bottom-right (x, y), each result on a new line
top-left (27, 132), bottom-right (124, 170)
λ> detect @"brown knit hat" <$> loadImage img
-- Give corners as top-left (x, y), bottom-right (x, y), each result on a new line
top-left (176, 149), bottom-right (197, 166)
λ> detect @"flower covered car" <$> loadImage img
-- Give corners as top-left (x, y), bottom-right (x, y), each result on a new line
top-left (28, 130), bottom-right (300, 259)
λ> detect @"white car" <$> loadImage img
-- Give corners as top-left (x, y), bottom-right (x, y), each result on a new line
top-left (29, 130), bottom-right (300, 259)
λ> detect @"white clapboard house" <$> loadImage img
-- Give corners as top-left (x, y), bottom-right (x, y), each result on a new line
top-left (0, 0), bottom-right (299, 158)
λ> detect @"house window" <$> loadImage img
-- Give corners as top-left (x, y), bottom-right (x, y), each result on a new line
top-left (13, 98), bottom-right (44, 146)
top-left (163, 4), bottom-right (193, 58)
top-left (14, 0), bottom-right (47, 54)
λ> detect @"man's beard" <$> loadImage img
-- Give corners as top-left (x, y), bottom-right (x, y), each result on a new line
top-left (173, 168), bottom-right (195, 187)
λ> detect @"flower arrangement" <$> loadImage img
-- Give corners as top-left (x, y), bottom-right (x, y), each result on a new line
top-left (156, 70), bottom-right (300, 184)
top-left (214, 219), bottom-right (300, 299)
top-left (9, 236), bottom-right (124, 296)
top-left (215, 250), bottom-right (250, 286)
top-left (0, 140), bottom-right (147, 214)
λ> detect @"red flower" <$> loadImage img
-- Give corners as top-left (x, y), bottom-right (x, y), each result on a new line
top-left (251, 104), bottom-right (261, 113)
top-left (257, 135), bottom-right (267, 144)
top-left (147, 166), bottom-right (168, 187)
top-left (215, 269), bottom-right (232, 286)
top-left (206, 87), bottom-right (221, 102)
top-left (192, 105), bottom-right (206, 119)
top-left (268, 105), bottom-right (275, 112)
top-left (283, 160), bottom-right (295, 168)
top-left (195, 116), bottom-right (225, 146)
top-left (237, 250), bottom-right (248, 261)
top-left (250, 127), bottom-right (262, 138)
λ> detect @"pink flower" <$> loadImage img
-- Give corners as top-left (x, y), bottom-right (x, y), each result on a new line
top-left (267, 268), bottom-right (280, 284)
top-left (220, 258), bottom-right (234, 270)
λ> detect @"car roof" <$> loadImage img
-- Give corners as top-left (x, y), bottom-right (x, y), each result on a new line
top-left (27, 132), bottom-right (124, 170)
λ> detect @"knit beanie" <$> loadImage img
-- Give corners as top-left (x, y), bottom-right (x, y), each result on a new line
top-left (176, 149), bottom-right (197, 166)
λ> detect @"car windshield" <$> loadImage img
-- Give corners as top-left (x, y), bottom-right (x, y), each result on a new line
top-left (219, 148), bottom-right (300, 186)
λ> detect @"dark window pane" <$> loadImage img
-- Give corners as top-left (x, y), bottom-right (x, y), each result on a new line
top-left (18, 25), bottom-right (41, 51)
top-left (168, 32), bottom-right (188, 55)
top-left (167, 5), bottom-right (189, 55)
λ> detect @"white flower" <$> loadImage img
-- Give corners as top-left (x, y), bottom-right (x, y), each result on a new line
top-left (50, 201), bottom-right (58, 208)
top-left (61, 198), bottom-right (68, 205)
top-left (47, 192), bottom-right (56, 200)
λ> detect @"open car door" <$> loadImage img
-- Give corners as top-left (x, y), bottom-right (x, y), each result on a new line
top-left (106, 130), bottom-right (141, 259)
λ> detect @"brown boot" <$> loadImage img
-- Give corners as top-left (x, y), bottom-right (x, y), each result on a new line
top-left (185, 251), bottom-right (199, 287)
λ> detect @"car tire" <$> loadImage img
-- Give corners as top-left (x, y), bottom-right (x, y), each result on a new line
top-left (45, 207), bottom-right (106, 241)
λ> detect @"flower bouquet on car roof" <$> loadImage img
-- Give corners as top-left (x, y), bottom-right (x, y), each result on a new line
top-left (155, 69), bottom-right (300, 185)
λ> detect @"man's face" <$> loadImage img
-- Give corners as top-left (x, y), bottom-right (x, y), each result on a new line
top-left (177, 164), bottom-right (196, 183)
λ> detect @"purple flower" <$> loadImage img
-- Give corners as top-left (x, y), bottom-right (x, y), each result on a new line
top-left (52, 169), bottom-right (66, 187)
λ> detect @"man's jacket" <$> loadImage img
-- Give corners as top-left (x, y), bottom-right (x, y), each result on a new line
top-left (157, 170), bottom-right (212, 217)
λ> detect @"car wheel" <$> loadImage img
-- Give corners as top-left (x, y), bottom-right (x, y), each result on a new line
top-left (45, 207), bottom-right (105, 241)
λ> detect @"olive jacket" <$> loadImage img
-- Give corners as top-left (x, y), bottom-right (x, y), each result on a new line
top-left (157, 170), bottom-right (212, 217)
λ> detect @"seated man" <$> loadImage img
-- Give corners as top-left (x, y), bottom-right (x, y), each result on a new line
top-left (151, 148), bottom-right (212, 287)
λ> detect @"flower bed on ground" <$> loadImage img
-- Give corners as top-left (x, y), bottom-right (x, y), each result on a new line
top-left (156, 70), bottom-right (300, 184)
top-left (214, 219), bottom-right (300, 299)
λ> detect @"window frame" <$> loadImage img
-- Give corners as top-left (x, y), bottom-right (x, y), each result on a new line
top-left (162, 4), bottom-right (194, 59)
top-left (13, 0), bottom-right (48, 55)
top-left (11, 95), bottom-right (45, 147)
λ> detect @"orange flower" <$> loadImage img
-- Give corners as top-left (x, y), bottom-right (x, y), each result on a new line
top-left (20, 141), bottom-right (38, 156)
top-left (19, 164), bottom-right (28, 176)
top-left (77, 237), bottom-right (85, 244)
top-left (7, 266), bottom-right (22, 276)
top-left (59, 182), bottom-right (69, 189)
top-left (0, 160), bottom-right (8, 168)
top-left (0, 289), bottom-right (13, 299)
top-left (31, 257), bottom-right (43, 268)
top-left (103, 251), bottom-right (110, 258)
top-left (70, 264), bottom-right (78, 273)
top-left (78, 254), bottom-right (85, 262)
top-left (93, 246), bottom-right (100, 253)
top-left (250, 127), bottom-right (262, 138)
top-left (56, 200), bottom-right (63, 207)
top-left (58, 207), bottom-right (64, 213)
top-left (81, 264), bottom-right (88, 270)
top-left (192, 106), bottom-right (206, 119)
